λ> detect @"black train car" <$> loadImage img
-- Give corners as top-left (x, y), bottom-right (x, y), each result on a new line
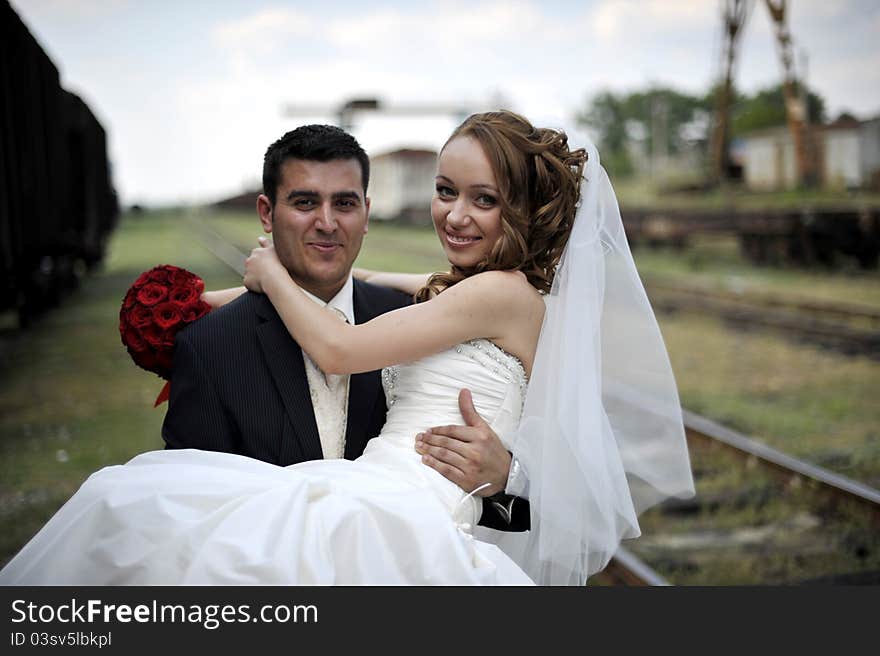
top-left (64, 91), bottom-right (118, 269)
top-left (0, 1), bottom-right (118, 324)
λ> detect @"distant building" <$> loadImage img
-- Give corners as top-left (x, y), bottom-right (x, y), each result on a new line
top-left (739, 126), bottom-right (798, 190)
top-left (738, 115), bottom-right (880, 190)
top-left (823, 115), bottom-right (863, 188)
top-left (212, 190), bottom-right (259, 211)
top-left (208, 147), bottom-right (439, 220)
top-left (854, 116), bottom-right (880, 189)
top-left (369, 148), bottom-right (437, 223)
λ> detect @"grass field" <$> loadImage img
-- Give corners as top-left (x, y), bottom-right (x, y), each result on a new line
top-left (633, 234), bottom-right (880, 308)
top-left (0, 211), bottom-right (242, 561)
top-left (0, 207), bottom-right (877, 576)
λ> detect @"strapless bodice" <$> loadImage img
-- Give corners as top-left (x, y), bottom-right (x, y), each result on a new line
top-left (356, 339), bottom-right (528, 523)
top-left (381, 338), bottom-right (527, 446)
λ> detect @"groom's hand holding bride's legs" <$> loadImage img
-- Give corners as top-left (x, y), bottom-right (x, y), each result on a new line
top-left (414, 389), bottom-right (511, 497)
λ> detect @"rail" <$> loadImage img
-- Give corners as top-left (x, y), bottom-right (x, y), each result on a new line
top-left (594, 547), bottom-right (671, 586)
top-left (646, 281), bottom-right (880, 359)
top-left (683, 409), bottom-right (880, 520)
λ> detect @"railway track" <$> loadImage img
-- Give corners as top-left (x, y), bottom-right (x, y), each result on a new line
top-left (188, 215), bottom-right (248, 276)
top-left (595, 409), bottom-right (880, 585)
top-left (644, 278), bottom-right (880, 359)
top-left (683, 410), bottom-right (880, 522)
top-left (593, 548), bottom-right (671, 586)
top-left (645, 278), bottom-right (880, 324)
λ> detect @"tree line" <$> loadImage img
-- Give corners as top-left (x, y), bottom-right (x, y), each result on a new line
top-left (577, 83), bottom-right (828, 178)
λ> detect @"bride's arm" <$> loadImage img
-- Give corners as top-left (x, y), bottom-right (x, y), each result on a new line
top-left (247, 242), bottom-right (536, 376)
top-left (352, 268), bottom-right (431, 297)
top-left (203, 267), bottom-right (430, 309)
top-left (201, 286), bottom-right (246, 308)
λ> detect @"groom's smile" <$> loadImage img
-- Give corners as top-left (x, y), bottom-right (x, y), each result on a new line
top-left (307, 239), bottom-right (343, 254)
top-left (258, 157), bottom-right (370, 302)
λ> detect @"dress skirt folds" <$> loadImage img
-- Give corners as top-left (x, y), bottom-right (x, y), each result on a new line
top-left (0, 340), bottom-right (534, 585)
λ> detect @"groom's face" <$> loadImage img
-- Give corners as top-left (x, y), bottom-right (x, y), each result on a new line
top-left (258, 157), bottom-right (370, 302)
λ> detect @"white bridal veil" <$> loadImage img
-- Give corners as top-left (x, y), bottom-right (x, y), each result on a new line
top-left (490, 138), bottom-right (695, 585)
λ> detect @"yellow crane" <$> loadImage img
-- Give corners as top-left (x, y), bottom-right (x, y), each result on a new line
top-left (710, 0), bottom-right (817, 186)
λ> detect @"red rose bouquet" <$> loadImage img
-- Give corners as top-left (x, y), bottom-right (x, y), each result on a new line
top-left (119, 265), bottom-right (212, 406)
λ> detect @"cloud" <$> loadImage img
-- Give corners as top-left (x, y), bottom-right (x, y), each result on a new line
top-left (214, 0), bottom-right (581, 73)
top-left (590, 0), bottom-right (716, 41)
top-left (10, 0), bottom-right (129, 20)
top-left (793, 0), bottom-right (859, 19)
top-left (325, 1), bottom-right (570, 50)
top-left (809, 55), bottom-right (880, 116)
top-left (118, 0), bottom-right (730, 201)
top-left (201, 0), bottom-right (592, 113)
top-left (212, 7), bottom-right (315, 49)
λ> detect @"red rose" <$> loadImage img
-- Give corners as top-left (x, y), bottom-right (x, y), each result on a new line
top-left (168, 285), bottom-right (199, 305)
top-left (124, 327), bottom-right (148, 353)
top-left (122, 289), bottom-right (137, 309)
top-left (161, 332), bottom-right (177, 351)
top-left (168, 267), bottom-right (195, 287)
top-left (141, 323), bottom-right (164, 348)
top-left (132, 271), bottom-right (151, 289)
top-left (180, 299), bottom-right (210, 322)
top-left (136, 283), bottom-right (168, 306)
top-left (148, 267), bottom-right (171, 283)
top-left (153, 301), bottom-right (182, 330)
top-left (128, 304), bottom-right (154, 329)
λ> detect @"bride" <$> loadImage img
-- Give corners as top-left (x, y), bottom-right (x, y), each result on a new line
top-left (0, 110), bottom-right (693, 586)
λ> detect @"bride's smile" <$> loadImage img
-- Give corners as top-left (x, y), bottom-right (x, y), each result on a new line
top-left (443, 229), bottom-right (482, 247)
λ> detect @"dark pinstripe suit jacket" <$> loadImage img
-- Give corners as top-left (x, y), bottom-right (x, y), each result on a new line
top-left (162, 281), bottom-right (528, 531)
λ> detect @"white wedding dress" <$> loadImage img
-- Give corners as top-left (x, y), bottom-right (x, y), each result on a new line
top-left (0, 339), bottom-right (534, 585)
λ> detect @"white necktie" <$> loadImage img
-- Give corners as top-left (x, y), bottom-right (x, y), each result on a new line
top-left (302, 308), bottom-right (350, 459)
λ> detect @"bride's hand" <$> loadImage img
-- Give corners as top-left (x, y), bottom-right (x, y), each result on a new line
top-left (243, 237), bottom-right (288, 294)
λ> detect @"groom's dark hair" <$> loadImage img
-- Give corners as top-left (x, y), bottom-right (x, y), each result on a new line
top-left (262, 124), bottom-right (370, 205)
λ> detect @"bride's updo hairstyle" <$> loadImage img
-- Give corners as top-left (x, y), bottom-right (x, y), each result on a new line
top-left (415, 110), bottom-right (586, 302)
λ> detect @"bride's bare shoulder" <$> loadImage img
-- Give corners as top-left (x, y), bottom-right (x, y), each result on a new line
top-left (451, 270), bottom-right (544, 315)
top-left (451, 271), bottom-right (544, 372)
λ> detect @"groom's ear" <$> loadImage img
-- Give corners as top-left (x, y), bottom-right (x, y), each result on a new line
top-left (363, 196), bottom-right (370, 234)
top-left (256, 194), bottom-right (273, 233)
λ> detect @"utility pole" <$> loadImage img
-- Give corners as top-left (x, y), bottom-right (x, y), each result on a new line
top-left (651, 94), bottom-right (669, 180)
top-left (709, 0), bottom-right (750, 183)
top-left (764, 0), bottom-right (818, 187)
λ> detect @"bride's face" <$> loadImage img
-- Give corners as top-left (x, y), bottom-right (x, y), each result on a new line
top-left (432, 136), bottom-right (504, 269)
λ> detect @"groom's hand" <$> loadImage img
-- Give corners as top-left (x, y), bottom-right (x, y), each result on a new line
top-left (415, 388), bottom-right (511, 496)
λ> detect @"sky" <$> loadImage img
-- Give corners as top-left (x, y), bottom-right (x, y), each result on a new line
top-left (10, 0), bottom-right (880, 206)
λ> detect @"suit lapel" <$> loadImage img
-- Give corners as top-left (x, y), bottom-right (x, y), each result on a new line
top-left (344, 281), bottom-right (383, 460)
top-left (254, 295), bottom-right (323, 463)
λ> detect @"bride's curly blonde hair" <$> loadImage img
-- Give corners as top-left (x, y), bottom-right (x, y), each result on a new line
top-left (415, 110), bottom-right (587, 302)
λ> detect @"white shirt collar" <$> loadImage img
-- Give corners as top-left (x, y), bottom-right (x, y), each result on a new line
top-left (299, 274), bottom-right (355, 325)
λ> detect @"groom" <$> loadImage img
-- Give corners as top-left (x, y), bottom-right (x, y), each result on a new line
top-left (162, 124), bottom-right (528, 531)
